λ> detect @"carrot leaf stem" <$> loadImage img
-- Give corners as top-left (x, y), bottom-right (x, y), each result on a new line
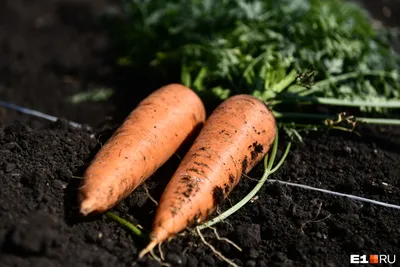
top-left (105, 212), bottom-right (144, 237)
top-left (270, 142), bottom-right (292, 174)
top-left (297, 70), bottom-right (398, 97)
top-left (273, 111), bottom-right (400, 125)
top-left (266, 127), bottom-right (279, 171)
top-left (277, 96), bottom-right (400, 109)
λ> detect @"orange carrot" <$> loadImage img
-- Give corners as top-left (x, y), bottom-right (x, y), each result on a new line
top-left (139, 94), bottom-right (276, 257)
top-left (79, 84), bottom-right (206, 216)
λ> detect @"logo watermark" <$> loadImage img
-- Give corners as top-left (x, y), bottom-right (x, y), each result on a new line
top-left (350, 254), bottom-right (396, 265)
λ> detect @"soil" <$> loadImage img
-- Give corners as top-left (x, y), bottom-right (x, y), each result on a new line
top-left (1, 0), bottom-right (400, 267)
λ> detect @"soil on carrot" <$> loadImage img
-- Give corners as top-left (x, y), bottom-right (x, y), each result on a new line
top-left (1, 0), bottom-right (400, 267)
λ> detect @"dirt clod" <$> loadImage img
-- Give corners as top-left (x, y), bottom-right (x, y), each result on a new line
top-left (212, 186), bottom-right (225, 207)
top-left (250, 141), bottom-right (264, 160)
top-left (234, 223), bottom-right (261, 249)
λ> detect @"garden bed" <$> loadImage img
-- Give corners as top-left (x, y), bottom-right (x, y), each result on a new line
top-left (1, 0), bottom-right (400, 266)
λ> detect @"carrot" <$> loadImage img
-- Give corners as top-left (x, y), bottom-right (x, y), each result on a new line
top-left (139, 94), bottom-right (276, 257)
top-left (79, 83), bottom-right (206, 216)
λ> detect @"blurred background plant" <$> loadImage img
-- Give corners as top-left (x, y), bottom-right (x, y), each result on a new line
top-left (101, 0), bottom-right (400, 139)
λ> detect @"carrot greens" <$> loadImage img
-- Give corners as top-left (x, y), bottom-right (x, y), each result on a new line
top-left (108, 0), bottom-right (400, 137)
top-left (105, 212), bottom-right (144, 237)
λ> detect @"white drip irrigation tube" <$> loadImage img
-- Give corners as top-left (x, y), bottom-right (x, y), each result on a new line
top-left (0, 100), bottom-right (85, 129)
top-left (268, 179), bottom-right (400, 210)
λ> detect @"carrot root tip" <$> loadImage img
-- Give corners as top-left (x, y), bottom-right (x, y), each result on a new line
top-left (138, 241), bottom-right (157, 259)
top-left (79, 199), bottom-right (95, 216)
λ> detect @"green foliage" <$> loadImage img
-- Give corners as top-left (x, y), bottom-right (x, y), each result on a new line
top-left (68, 88), bottom-right (114, 104)
top-left (109, 0), bottom-right (400, 120)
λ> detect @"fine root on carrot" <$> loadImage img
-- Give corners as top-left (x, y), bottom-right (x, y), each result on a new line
top-left (158, 243), bottom-right (165, 261)
top-left (196, 227), bottom-right (239, 267)
top-left (149, 247), bottom-right (171, 267)
top-left (138, 241), bottom-right (157, 259)
top-left (143, 183), bottom-right (158, 206)
top-left (208, 226), bottom-right (242, 252)
top-left (299, 203), bottom-right (332, 234)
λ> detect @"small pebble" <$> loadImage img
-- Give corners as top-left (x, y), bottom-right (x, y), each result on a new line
top-left (52, 180), bottom-right (67, 190)
top-left (350, 235), bottom-right (365, 250)
top-left (344, 146), bottom-right (352, 154)
top-left (186, 256), bottom-right (198, 267)
top-left (202, 255), bottom-right (215, 266)
top-left (248, 248), bottom-right (259, 259)
top-left (166, 252), bottom-right (183, 266)
top-left (245, 260), bottom-right (256, 267)
top-left (4, 162), bottom-right (16, 173)
top-left (272, 252), bottom-right (287, 262)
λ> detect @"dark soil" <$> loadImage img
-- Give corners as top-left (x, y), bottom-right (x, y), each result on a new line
top-left (1, 1), bottom-right (400, 267)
